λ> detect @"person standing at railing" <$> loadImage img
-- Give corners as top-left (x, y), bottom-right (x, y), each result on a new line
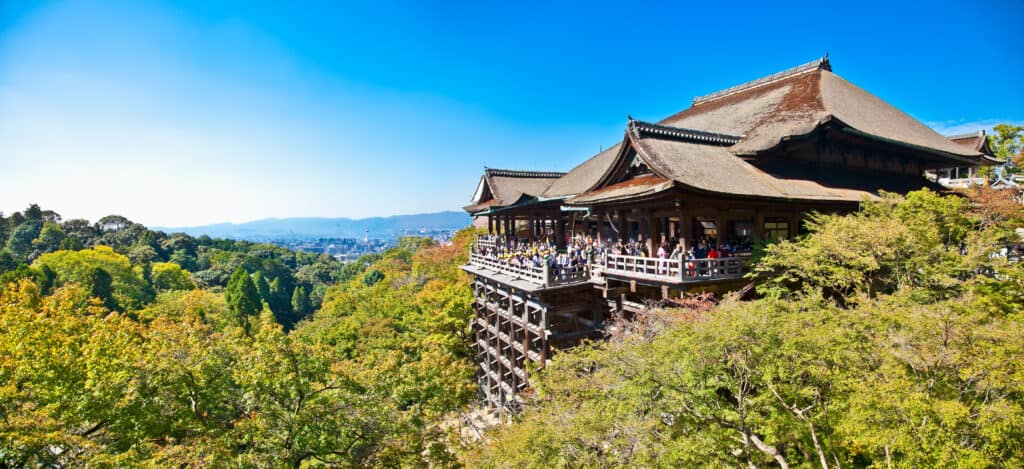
top-left (693, 241), bottom-right (708, 261)
top-left (657, 241), bottom-right (669, 275)
top-left (707, 244), bottom-right (721, 275)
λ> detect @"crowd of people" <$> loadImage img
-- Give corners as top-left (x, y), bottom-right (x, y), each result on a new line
top-left (474, 232), bottom-right (754, 278)
top-left (474, 235), bottom-right (588, 273)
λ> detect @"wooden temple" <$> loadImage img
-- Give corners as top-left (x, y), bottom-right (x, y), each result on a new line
top-left (461, 56), bottom-right (997, 413)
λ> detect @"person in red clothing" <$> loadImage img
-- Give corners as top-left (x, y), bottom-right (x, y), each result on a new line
top-left (707, 245), bottom-right (721, 275)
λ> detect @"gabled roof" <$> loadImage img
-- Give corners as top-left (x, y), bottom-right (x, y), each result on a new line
top-left (947, 130), bottom-right (1002, 162)
top-left (568, 120), bottom-right (877, 205)
top-left (661, 56), bottom-right (983, 161)
top-left (463, 168), bottom-right (565, 214)
top-left (541, 143), bottom-right (623, 199)
top-left (482, 57), bottom-right (989, 209)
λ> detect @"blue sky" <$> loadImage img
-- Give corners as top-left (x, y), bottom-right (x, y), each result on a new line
top-left (1, 0), bottom-right (1021, 226)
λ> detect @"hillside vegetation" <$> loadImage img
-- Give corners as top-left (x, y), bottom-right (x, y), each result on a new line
top-left (0, 206), bottom-right (482, 466)
top-left (463, 188), bottom-right (1024, 468)
top-left (1, 187), bottom-right (1022, 467)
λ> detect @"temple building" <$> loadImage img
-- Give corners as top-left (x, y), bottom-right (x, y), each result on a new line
top-left (461, 56), bottom-right (998, 413)
top-left (925, 130), bottom-right (1002, 189)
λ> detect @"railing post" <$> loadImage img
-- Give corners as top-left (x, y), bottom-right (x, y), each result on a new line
top-left (542, 263), bottom-right (550, 288)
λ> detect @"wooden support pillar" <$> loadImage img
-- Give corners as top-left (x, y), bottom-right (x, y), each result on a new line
top-left (488, 216), bottom-right (494, 235)
top-left (754, 210), bottom-right (765, 241)
top-left (561, 215), bottom-right (569, 245)
top-left (684, 214), bottom-right (693, 244)
top-left (645, 209), bottom-right (656, 254)
top-left (715, 210), bottom-right (726, 248)
top-left (791, 210), bottom-right (802, 239)
top-left (616, 210), bottom-right (627, 241)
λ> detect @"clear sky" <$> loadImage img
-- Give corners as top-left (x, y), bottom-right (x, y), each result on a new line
top-left (1, 0), bottom-right (1022, 227)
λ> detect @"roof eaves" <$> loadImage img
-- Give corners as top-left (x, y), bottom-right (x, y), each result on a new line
top-left (945, 130), bottom-right (986, 141)
top-left (484, 168), bottom-right (567, 179)
top-left (842, 127), bottom-right (984, 165)
top-left (628, 119), bottom-right (743, 146)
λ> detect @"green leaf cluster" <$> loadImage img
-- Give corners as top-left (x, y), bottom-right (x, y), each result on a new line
top-left (466, 190), bottom-right (1024, 468)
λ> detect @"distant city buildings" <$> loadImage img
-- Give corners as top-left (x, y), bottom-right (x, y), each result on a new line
top-left (262, 228), bottom-right (460, 261)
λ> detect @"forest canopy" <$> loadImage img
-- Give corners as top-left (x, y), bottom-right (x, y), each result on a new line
top-left (0, 205), bottom-right (482, 466)
top-left (1, 187), bottom-right (1022, 468)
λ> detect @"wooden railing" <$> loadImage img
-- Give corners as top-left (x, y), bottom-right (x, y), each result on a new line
top-left (476, 236), bottom-right (501, 253)
top-left (600, 253), bottom-right (749, 284)
top-left (550, 263), bottom-right (590, 286)
top-left (602, 254), bottom-right (683, 280)
top-left (467, 251), bottom-right (590, 287)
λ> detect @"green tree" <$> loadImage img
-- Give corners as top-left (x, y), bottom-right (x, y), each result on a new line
top-left (151, 262), bottom-right (196, 292)
top-left (0, 249), bottom-right (17, 275)
top-left (23, 204), bottom-right (43, 222)
top-left (990, 123), bottom-right (1024, 167)
top-left (33, 246), bottom-right (153, 310)
top-left (6, 222), bottom-right (42, 260)
top-left (251, 270), bottom-right (271, 304)
top-left (31, 222), bottom-right (65, 253)
top-left (290, 285), bottom-right (311, 318)
top-left (753, 189), bottom-right (971, 302)
top-left (60, 218), bottom-right (96, 243)
top-left (267, 276), bottom-right (289, 315)
top-left (224, 267), bottom-right (261, 319)
top-left (89, 267), bottom-right (119, 310)
top-left (362, 268), bottom-right (385, 286)
top-left (127, 244), bottom-right (158, 265)
top-left (58, 236), bottom-right (84, 251)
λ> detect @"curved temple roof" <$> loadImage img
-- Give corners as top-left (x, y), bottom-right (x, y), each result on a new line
top-left (463, 168), bottom-right (565, 213)
top-left (661, 57), bottom-right (981, 160)
top-left (568, 119), bottom-right (876, 205)
top-left (467, 57), bottom-right (990, 213)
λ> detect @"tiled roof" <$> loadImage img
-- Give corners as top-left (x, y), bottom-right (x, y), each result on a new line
top-left (692, 56), bottom-right (831, 107)
top-left (484, 168), bottom-right (567, 179)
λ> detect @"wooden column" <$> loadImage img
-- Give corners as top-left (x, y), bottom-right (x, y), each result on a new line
top-left (678, 208), bottom-right (689, 253)
top-left (680, 210), bottom-right (692, 246)
top-left (488, 216), bottom-right (494, 235)
top-left (645, 209), bottom-right (656, 254)
top-left (754, 210), bottom-right (765, 241)
top-left (715, 211), bottom-right (726, 248)
top-left (556, 217), bottom-right (565, 247)
top-left (616, 210), bottom-right (627, 241)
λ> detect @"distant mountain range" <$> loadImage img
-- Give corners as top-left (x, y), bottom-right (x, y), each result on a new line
top-left (154, 211), bottom-right (472, 240)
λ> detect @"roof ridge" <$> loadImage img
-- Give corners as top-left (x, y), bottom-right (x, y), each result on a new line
top-left (484, 168), bottom-right (567, 178)
top-left (628, 119), bottom-right (743, 146)
top-left (945, 129), bottom-right (986, 140)
top-left (692, 55), bottom-right (831, 107)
